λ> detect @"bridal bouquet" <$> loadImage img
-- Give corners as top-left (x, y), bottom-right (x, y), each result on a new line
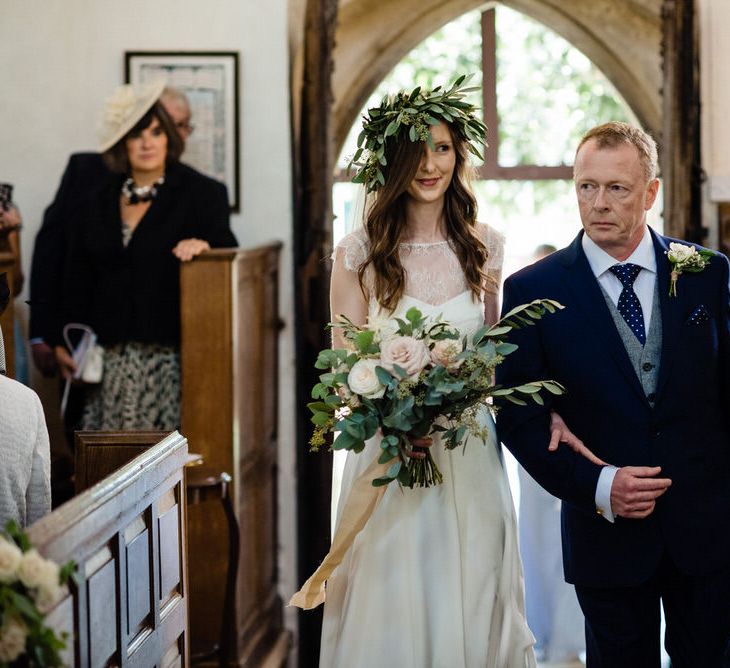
top-left (308, 299), bottom-right (564, 487)
top-left (0, 521), bottom-right (74, 667)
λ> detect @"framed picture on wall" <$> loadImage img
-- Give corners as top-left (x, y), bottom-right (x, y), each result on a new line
top-left (125, 51), bottom-right (240, 211)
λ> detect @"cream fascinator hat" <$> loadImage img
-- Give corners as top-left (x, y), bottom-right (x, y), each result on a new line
top-left (98, 79), bottom-right (166, 152)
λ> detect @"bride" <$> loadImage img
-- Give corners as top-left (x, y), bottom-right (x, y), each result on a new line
top-left (313, 79), bottom-right (589, 667)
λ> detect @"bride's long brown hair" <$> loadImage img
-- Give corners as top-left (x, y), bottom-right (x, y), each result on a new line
top-left (358, 123), bottom-right (490, 312)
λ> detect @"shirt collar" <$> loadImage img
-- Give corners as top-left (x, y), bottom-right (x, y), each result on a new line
top-left (581, 226), bottom-right (656, 279)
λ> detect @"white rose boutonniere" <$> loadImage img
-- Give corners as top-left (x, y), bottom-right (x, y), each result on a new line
top-left (666, 242), bottom-right (715, 297)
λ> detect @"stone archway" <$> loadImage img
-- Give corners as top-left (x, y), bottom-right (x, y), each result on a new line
top-left (332, 0), bottom-right (662, 156)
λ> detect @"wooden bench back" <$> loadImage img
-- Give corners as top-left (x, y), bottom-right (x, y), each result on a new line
top-left (28, 431), bottom-right (190, 667)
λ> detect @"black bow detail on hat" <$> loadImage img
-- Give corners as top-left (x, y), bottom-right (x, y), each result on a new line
top-left (0, 272), bottom-right (9, 316)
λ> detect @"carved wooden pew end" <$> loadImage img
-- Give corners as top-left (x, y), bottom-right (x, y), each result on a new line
top-left (28, 431), bottom-right (191, 667)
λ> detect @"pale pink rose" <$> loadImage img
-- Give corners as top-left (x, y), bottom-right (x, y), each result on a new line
top-left (430, 339), bottom-right (463, 371)
top-left (17, 549), bottom-right (47, 589)
top-left (0, 536), bottom-right (22, 583)
top-left (0, 618), bottom-right (27, 663)
top-left (380, 336), bottom-right (430, 380)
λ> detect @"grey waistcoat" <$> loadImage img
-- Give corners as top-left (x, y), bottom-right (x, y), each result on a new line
top-left (600, 280), bottom-right (662, 403)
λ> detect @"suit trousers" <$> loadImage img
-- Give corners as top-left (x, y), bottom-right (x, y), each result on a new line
top-left (575, 550), bottom-right (730, 668)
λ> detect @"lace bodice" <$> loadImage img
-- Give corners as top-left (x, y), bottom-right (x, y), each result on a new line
top-left (336, 223), bottom-right (504, 306)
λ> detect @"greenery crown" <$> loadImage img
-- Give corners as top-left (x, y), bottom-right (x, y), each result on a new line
top-left (349, 74), bottom-right (488, 193)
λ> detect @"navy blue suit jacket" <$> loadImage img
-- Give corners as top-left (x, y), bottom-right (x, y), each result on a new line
top-left (496, 229), bottom-right (730, 588)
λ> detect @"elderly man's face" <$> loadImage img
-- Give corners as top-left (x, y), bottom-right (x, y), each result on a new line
top-left (573, 139), bottom-right (659, 261)
top-left (161, 96), bottom-right (194, 143)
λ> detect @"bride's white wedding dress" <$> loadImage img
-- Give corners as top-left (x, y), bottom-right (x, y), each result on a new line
top-left (319, 225), bottom-right (536, 668)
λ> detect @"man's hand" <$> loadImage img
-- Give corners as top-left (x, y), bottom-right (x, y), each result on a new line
top-left (31, 341), bottom-right (58, 377)
top-left (610, 466), bottom-right (672, 519)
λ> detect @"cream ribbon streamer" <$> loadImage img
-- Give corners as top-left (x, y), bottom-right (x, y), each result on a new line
top-left (289, 454), bottom-right (391, 609)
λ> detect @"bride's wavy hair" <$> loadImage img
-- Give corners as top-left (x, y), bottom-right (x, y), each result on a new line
top-left (358, 123), bottom-right (491, 312)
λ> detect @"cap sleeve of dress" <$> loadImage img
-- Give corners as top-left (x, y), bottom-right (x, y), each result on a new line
top-left (477, 223), bottom-right (505, 282)
top-left (333, 227), bottom-right (370, 273)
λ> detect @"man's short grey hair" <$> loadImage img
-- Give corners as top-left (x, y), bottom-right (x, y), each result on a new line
top-left (575, 121), bottom-right (659, 181)
top-left (160, 86), bottom-right (191, 113)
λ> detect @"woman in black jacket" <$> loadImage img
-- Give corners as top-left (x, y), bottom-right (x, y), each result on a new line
top-left (54, 80), bottom-right (237, 429)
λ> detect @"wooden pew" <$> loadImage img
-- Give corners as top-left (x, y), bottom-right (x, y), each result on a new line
top-left (28, 431), bottom-right (190, 667)
top-left (180, 244), bottom-right (288, 666)
top-left (74, 430), bottom-right (174, 493)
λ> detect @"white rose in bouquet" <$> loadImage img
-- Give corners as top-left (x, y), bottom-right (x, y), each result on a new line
top-left (17, 549), bottom-right (47, 589)
top-left (367, 312), bottom-right (399, 342)
top-left (430, 339), bottom-right (463, 371)
top-left (380, 336), bottom-right (431, 380)
top-left (0, 618), bottom-right (27, 663)
top-left (347, 359), bottom-right (386, 399)
top-left (0, 536), bottom-right (22, 583)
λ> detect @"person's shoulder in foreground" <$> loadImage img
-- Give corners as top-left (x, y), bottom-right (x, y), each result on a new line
top-left (0, 373), bottom-right (51, 528)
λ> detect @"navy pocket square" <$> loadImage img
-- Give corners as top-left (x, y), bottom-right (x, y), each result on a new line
top-left (685, 304), bottom-right (710, 325)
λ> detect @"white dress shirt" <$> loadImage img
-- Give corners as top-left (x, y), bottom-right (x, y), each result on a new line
top-left (581, 227), bottom-right (657, 522)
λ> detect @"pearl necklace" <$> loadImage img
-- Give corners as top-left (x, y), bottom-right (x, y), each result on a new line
top-left (121, 175), bottom-right (165, 204)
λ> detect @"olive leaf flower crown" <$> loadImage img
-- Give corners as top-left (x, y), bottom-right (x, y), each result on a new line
top-left (348, 74), bottom-right (488, 193)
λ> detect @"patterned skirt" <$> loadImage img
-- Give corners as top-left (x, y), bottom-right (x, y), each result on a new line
top-left (80, 342), bottom-right (181, 431)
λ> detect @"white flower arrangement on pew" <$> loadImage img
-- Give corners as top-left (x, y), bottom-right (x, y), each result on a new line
top-left (308, 299), bottom-right (565, 488)
top-left (0, 521), bottom-right (74, 667)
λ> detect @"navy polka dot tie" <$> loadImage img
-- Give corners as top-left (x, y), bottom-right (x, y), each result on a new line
top-left (609, 263), bottom-right (645, 345)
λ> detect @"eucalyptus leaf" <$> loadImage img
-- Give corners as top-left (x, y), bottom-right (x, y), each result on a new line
top-left (333, 430), bottom-right (357, 450)
top-left (387, 461), bottom-right (402, 478)
top-left (311, 411), bottom-right (330, 426)
top-left (516, 384), bottom-right (541, 393)
top-left (495, 342), bottom-right (519, 355)
top-left (378, 450), bottom-right (397, 464)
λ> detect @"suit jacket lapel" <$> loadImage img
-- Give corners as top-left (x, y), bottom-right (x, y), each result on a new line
top-left (558, 232), bottom-right (648, 403)
top-left (652, 230), bottom-right (684, 402)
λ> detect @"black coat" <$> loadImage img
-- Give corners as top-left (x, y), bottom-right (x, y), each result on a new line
top-left (58, 160), bottom-right (237, 346)
top-left (30, 153), bottom-right (110, 341)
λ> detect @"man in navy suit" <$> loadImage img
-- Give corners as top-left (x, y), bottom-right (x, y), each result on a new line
top-left (497, 122), bottom-right (730, 667)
